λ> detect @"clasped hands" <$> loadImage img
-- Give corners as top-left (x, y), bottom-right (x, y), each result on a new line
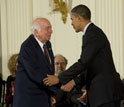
top-left (43, 74), bottom-right (75, 92)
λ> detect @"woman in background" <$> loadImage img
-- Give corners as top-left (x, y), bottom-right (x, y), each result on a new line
top-left (6, 53), bottom-right (19, 107)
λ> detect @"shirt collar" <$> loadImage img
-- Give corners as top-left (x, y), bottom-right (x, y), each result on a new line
top-left (34, 35), bottom-right (44, 51)
top-left (83, 22), bottom-right (92, 36)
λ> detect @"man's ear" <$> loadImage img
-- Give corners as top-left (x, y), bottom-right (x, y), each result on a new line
top-left (34, 29), bottom-right (38, 36)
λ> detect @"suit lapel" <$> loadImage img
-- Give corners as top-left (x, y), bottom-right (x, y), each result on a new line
top-left (30, 35), bottom-right (50, 68)
top-left (30, 35), bottom-right (54, 73)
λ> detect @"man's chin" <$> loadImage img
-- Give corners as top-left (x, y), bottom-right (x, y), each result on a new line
top-left (75, 30), bottom-right (80, 33)
top-left (47, 36), bottom-right (51, 41)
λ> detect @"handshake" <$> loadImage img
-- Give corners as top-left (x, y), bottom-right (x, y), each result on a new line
top-left (43, 74), bottom-right (87, 106)
top-left (43, 74), bottom-right (75, 92)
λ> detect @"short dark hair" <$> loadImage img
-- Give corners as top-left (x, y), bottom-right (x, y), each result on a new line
top-left (71, 4), bottom-right (91, 20)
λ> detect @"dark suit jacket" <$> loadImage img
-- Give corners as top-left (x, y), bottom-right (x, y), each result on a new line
top-left (58, 23), bottom-right (124, 107)
top-left (13, 34), bottom-right (55, 107)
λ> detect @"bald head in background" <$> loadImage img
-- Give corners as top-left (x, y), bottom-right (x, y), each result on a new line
top-left (54, 54), bottom-right (68, 75)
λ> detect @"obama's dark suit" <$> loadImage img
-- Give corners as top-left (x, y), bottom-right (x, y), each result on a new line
top-left (58, 23), bottom-right (124, 107)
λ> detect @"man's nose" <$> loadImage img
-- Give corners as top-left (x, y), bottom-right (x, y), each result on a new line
top-left (58, 63), bottom-right (62, 67)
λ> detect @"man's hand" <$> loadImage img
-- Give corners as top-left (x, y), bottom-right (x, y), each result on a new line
top-left (43, 75), bottom-right (59, 86)
top-left (60, 80), bottom-right (75, 92)
top-left (51, 96), bottom-right (56, 107)
top-left (77, 89), bottom-right (87, 103)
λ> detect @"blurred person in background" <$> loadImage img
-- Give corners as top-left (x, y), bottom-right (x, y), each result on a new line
top-left (6, 53), bottom-right (19, 107)
top-left (54, 54), bottom-right (68, 76)
top-left (54, 54), bottom-right (87, 107)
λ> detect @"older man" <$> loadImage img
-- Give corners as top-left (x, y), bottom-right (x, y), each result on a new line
top-left (54, 54), bottom-right (73, 107)
top-left (54, 54), bottom-right (68, 76)
top-left (13, 18), bottom-right (55, 107)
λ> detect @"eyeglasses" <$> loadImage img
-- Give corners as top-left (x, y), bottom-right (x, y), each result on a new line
top-left (55, 62), bottom-right (66, 66)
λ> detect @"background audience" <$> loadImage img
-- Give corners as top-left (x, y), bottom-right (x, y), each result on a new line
top-left (6, 53), bottom-right (19, 107)
top-left (54, 54), bottom-right (68, 76)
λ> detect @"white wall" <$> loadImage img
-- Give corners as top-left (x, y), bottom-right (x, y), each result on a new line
top-left (0, 0), bottom-right (2, 76)
top-left (1, 0), bottom-right (124, 80)
top-left (1, 0), bottom-right (33, 79)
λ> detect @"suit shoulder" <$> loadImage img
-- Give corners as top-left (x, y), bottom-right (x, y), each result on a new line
top-left (21, 34), bottom-right (37, 49)
top-left (86, 23), bottom-right (108, 41)
top-left (87, 24), bottom-right (104, 35)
